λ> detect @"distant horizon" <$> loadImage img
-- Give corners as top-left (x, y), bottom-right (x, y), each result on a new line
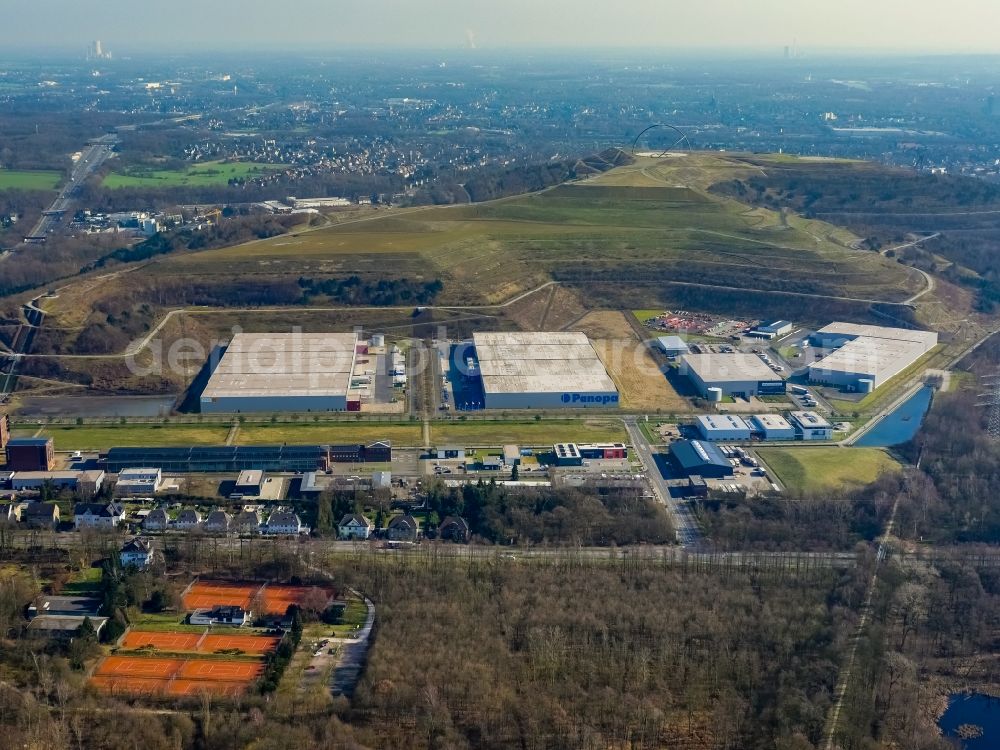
top-left (6, 43), bottom-right (1000, 62)
top-left (3, 0), bottom-right (999, 56)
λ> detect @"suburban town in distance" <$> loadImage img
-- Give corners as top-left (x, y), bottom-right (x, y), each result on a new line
top-left (2, 2), bottom-right (1000, 748)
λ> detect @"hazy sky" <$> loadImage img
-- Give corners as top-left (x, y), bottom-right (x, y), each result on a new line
top-left (3, 0), bottom-right (999, 54)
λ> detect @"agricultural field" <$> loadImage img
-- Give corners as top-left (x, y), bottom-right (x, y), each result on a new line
top-left (234, 422), bottom-right (421, 446)
top-left (0, 169), bottom-right (61, 190)
top-left (102, 160), bottom-right (285, 188)
top-left (34, 424), bottom-right (231, 450)
top-left (757, 446), bottom-right (901, 492)
top-left (431, 418), bottom-right (627, 446)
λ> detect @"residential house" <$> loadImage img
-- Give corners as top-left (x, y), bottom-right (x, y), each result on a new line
top-left (264, 510), bottom-right (304, 535)
top-left (387, 514), bottom-right (419, 542)
top-left (438, 516), bottom-right (470, 543)
top-left (190, 605), bottom-right (249, 627)
top-left (142, 508), bottom-right (169, 532)
top-left (73, 502), bottom-right (124, 530)
top-left (234, 509), bottom-right (262, 534)
top-left (174, 509), bottom-right (202, 530)
top-left (338, 513), bottom-right (373, 540)
top-left (204, 510), bottom-right (231, 534)
top-left (23, 501), bottom-right (59, 528)
top-left (120, 537), bottom-right (154, 568)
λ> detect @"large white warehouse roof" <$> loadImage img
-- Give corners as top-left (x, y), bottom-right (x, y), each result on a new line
top-left (202, 332), bottom-right (358, 399)
top-left (815, 322), bottom-right (938, 349)
top-left (810, 322), bottom-right (938, 388)
top-left (682, 353), bottom-right (778, 383)
top-left (472, 331), bottom-right (617, 395)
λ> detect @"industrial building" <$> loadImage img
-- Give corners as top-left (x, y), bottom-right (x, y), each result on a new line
top-left (103, 442), bottom-right (391, 473)
top-left (749, 320), bottom-right (793, 339)
top-left (669, 440), bottom-right (733, 479)
top-left (234, 470), bottom-right (265, 496)
top-left (808, 323), bottom-right (938, 391)
top-left (748, 414), bottom-right (796, 441)
top-left (471, 332), bottom-right (619, 410)
top-left (695, 415), bottom-right (752, 441)
top-left (103, 445), bottom-right (329, 473)
top-left (201, 332), bottom-right (359, 413)
top-left (6, 438), bottom-right (55, 472)
top-left (681, 353), bottom-right (786, 398)
top-left (656, 335), bottom-right (690, 357)
top-left (115, 467), bottom-right (162, 497)
top-left (552, 442), bottom-right (628, 465)
top-left (789, 411), bottom-right (834, 440)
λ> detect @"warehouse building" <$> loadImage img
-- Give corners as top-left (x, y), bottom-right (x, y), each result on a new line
top-left (808, 323), bottom-right (938, 391)
top-left (103, 445), bottom-right (330, 473)
top-left (748, 320), bottom-right (793, 339)
top-left (681, 353), bottom-right (786, 398)
top-left (6, 438), bottom-right (55, 472)
top-left (471, 332), bottom-right (619, 409)
top-left (695, 414), bottom-right (752, 441)
top-left (115, 467), bottom-right (162, 497)
top-left (748, 414), bottom-right (796, 441)
top-left (201, 332), bottom-right (359, 413)
top-left (789, 411), bottom-right (834, 441)
top-left (669, 439), bottom-right (733, 479)
top-left (656, 335), bottom-right (689, 357)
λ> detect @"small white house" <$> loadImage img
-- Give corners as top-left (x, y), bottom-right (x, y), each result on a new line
top-left (264, 510), bottom-right (304, 535)
top-left (120, 537), bottom-right (154, 568)
top-left (190, 605), bottom-right (249, 627)
top-left (74, 502), bottom-right (125, 530)
top-left (143, 508), bottom-right (169, 531)
top-left (338, 513), bottom-right (373, 540)
top-left (174, 509), bottom-right (202, 530)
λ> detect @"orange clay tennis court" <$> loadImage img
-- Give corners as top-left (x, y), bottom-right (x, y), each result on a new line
top-left (122, 631), bottom-right (201, 651)
top-left (121, 630), bottom-right (279, 655)
top-left (166, 679), bottom-right (250, 697)
top-left (90, 655), bottom-right (263, 696)
top-left (182, 581), bottom-right (332, 615)
top-left (201, 633), bottom-right (280, 654)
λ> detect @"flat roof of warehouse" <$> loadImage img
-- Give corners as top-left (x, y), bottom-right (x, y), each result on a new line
top-left (681, 353), bottom-right (779, 383)
top-left (749, 414), bottom-right (793, 430)
top-left (816, 323), bottom-right (938, 347)
top-left (202, 332), bottom-right (358, 399)
top-left (472, 331), bottom-right (617, 395)
top-left (811, 337), bottom-right (927, 377)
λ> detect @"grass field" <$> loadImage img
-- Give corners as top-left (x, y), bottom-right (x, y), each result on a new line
top-left (235, 423), bottom-right (421, 446)
top-left (431, 419), bottom-right (626, 446)
top-left (103, 161), bottom-right (285, 189)
top-left (757, 446), bottom-right (901, 492)
top-left (37, 424), bottom-right (230, 450)
top-left (133, 153), bottom-right (920, 309)
top-left (0, 169), bottom-right (61, 190)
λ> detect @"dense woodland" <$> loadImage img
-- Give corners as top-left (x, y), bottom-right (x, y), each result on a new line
top-left (314, 481), bottom-right (675, 546)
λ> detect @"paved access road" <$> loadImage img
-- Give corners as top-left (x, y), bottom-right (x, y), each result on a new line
top-left (24, 138), bottom-right (116, 241)
top-left (623, 416), bottom-right (702, 547)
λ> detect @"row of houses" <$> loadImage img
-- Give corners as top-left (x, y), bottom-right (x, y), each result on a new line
top-left (337, 513), bottom-right (469, 543)
top-left (1, 500), bottom-right (125, 529)
top-left (143, 506), bottom-right (306, 535)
